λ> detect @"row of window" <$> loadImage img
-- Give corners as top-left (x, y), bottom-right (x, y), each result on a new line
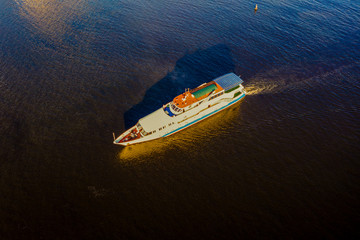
top-left (142, 122), bottom-right (176, 136)
top-left (144, 129), bottom-right (155, 136)
top-left (209, 91), bottom-right (224, 100)
top-left (159, 122), bottom-right (175, 131)
top-left (171, 103), bottom-right (182, 112)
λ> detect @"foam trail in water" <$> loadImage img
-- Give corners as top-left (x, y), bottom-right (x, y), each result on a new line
top-left (245, 79), bottom-right (284, 95)
top-left (244, 63), bottom-right (357, 96)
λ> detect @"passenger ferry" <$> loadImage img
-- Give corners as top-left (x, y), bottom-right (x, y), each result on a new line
top-left (113, 73), bottom-right (246, 146)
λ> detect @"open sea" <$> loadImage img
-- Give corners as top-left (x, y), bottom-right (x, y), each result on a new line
top-left (1, 0), bottom-right (359, 239)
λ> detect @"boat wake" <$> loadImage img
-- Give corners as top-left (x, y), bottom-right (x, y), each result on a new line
top-left (245, 79), bottom-right (284, 95)
top-left (244, 62), bottom-right (358, 96)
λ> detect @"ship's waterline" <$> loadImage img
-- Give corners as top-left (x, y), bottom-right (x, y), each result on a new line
top-left (118, 101), bottom-right (243, 161)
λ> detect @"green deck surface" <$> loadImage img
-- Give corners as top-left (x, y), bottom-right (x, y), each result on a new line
top-left (193, 84), bottom-right (217, 99)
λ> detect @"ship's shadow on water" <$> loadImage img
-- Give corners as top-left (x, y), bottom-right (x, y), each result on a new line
top-left (124, 44), bottom-right (235, 129)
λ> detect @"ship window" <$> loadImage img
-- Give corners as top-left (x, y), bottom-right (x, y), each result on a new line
top-left (171, 103), bottom-right (182, 113)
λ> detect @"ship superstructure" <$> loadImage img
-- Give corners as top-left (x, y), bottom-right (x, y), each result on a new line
top-left (114, 73), bottom-right (246, 146)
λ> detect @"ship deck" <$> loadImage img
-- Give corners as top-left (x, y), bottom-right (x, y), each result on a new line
top-left (116, 127), bottom-right (141, 144)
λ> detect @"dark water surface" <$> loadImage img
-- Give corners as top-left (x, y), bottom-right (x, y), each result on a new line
top-left (1, 0), bottom-right (359, 239)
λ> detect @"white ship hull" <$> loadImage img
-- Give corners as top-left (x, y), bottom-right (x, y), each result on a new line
top-left (114, 73), bottom-right (246, 146)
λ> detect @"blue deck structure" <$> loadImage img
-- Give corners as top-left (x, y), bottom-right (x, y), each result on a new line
top-left (214, 73), bottom-right (243, 91)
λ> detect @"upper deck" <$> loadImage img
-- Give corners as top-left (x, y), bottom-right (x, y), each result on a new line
top-left (172, 73), bottom-right (243, 109)
top-left (213, 73), bottom-right (244, 91)
top-left (172, 81), bottom-right (223, 108)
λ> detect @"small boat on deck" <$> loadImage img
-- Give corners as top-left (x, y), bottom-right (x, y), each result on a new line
top-left (113, 73), bottom-right (246, 146)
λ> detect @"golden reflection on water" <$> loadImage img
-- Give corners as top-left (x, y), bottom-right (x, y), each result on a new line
top-left (118, 101), bottom-right (243, 164)
top-left (118, 138), bottom-right (173, 163)
top-left (15, 0), bottom-right (88, 40)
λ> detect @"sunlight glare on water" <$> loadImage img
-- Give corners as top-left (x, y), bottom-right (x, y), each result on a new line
top-left (14, 0), bottom-right (90, 40)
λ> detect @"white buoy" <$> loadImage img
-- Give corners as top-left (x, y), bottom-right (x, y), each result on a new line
top-left (255, 4), bottom-right (258, 11)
